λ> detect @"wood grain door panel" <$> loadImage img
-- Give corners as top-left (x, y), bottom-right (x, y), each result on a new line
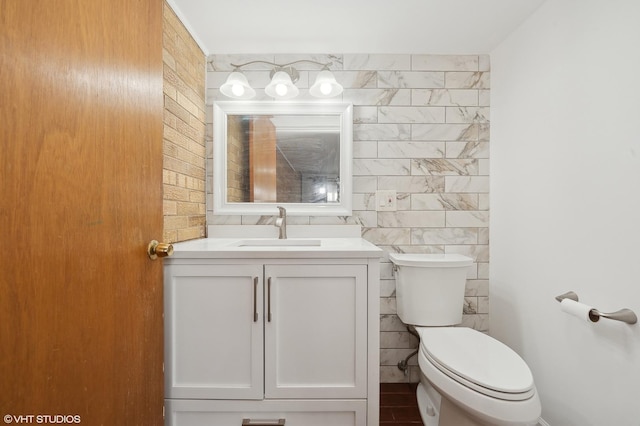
top-left (249, 116), bottom-right (278, 202)
top-left (0, 0), bottom-right (164, 424)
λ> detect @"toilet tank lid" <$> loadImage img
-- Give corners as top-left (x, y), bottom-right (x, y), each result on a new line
top-left (389, 253), bottom-right (473, 267)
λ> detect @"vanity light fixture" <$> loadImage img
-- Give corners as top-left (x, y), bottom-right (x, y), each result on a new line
top-left (219, 71), bottom-right (256, 100)
top-left (309, 69), bottom-right (343, 98)
top-left (218, 60), bottom-right (343, 100)
top-left (265, 67), bottom-right (299, 99)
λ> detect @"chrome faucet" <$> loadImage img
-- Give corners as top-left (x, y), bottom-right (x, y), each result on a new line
top-left (274, 206), bottom-right (287, 239)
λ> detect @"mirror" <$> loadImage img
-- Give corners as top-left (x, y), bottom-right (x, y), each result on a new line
top-left (213, 102), bottom-right (353, 215)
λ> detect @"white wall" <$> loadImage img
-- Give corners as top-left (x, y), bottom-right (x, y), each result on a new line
top-left (490, 0), bottom-right (640, 424)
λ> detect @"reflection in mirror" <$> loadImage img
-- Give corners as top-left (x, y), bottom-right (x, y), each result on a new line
top-left (214, 102), bottom-right (352, 215)
top-left (227, 114), bottom-right (340, 204)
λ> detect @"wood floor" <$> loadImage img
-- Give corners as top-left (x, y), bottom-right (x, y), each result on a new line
top-left (380, 383), bottom-right (422, 425)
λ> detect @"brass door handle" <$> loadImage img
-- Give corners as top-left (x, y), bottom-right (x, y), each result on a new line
top-left (147, 240), bottom-right (174, 260)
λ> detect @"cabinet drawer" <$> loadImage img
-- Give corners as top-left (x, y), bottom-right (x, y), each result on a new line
top-left (165, 399), bottom-right (367, 426)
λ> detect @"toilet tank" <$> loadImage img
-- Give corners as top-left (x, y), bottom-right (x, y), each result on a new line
top-left (389, 253), bottom-right (473, 326)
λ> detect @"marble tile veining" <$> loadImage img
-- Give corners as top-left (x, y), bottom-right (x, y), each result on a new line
top-left (205, 53), bottom-right (490, 383)
top-left (412, 88), bottom-right (479, 106)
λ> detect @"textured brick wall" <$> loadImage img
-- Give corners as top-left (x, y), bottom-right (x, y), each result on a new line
top-left (226, 116), bottom-right (248, 202)
top-left (162, 2), bottom-right (206, 243)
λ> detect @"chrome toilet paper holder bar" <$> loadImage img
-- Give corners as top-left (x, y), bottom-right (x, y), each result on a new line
top-left (555, 291), bottom-right (638, 324)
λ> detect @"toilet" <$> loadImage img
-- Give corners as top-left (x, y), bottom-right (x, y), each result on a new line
top-left (389, 253), bottom-right (541, 426)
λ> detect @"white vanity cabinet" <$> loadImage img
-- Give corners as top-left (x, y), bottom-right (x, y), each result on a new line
top-left (164, 264), bottom-right (264, 400)
top-left (163, 238), bottom-right (381, 426)
top-left (263, 264), bottom-right (368, 399)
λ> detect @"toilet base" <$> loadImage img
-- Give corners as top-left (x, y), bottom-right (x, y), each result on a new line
top-left (417, 380), bottom-right (487, 426)
top-left (416, 381), bottom-right (440, 426)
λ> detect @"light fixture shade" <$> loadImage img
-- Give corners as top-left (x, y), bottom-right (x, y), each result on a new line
top-left (309, 70), bottom-right (343, 98)
top-left (220, 71), bottom-right (256, 99)
top-left (265, 71), bottom-right (299, 100)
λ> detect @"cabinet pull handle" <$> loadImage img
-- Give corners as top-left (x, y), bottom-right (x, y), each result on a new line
top-left (253, 277), bottom-right (258, 322)
top-left (242, 419), bottom-right (285, 426)
top-left (267, 277), bottom-right (272, 322)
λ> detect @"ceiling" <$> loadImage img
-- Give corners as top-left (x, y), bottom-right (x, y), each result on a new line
top-left (167, 0), bottom-right (546, 56)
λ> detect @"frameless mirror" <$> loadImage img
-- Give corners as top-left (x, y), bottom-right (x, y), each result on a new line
top-left (213, 102), bottom-right (353, 215)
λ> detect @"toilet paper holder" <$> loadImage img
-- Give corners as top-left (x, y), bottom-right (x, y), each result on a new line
top-left (555, 291), bottom-right (638, 324)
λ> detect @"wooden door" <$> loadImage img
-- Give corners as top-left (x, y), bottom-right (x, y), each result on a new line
top-left (249, 117), bottom-right (278, 202)
top-left (0, 0), bottom-right (164, 424)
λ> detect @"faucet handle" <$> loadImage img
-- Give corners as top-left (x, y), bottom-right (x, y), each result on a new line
top-left (275, 206), bottom-right (287, 239)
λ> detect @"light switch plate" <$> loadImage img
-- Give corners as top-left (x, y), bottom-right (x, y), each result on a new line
top-left (376, 190), bottom-right (397, 211)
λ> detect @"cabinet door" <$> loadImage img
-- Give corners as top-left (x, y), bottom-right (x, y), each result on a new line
top-left (264, 264), bottom-right (368, 399)
top-left (165, 264), bottom-right (264, 399)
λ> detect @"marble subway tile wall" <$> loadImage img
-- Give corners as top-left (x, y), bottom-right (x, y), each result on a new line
top-left (206, 54), bottom-right (490, 383)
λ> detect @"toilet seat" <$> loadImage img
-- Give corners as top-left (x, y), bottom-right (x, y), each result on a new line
top-left (417, 327), bottom-right (535, 401)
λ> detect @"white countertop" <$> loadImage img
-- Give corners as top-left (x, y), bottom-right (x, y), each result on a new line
top-left (166, 237), bottom-right (384, 259)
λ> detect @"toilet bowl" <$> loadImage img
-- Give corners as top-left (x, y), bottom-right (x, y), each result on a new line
top-left (417, 327), bottom-right (540, 426)
top-left (389, 253), bottom-right (541, 426)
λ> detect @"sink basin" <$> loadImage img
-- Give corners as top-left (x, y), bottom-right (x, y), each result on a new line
top-left (233, 239), bottom-right (322, 247)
